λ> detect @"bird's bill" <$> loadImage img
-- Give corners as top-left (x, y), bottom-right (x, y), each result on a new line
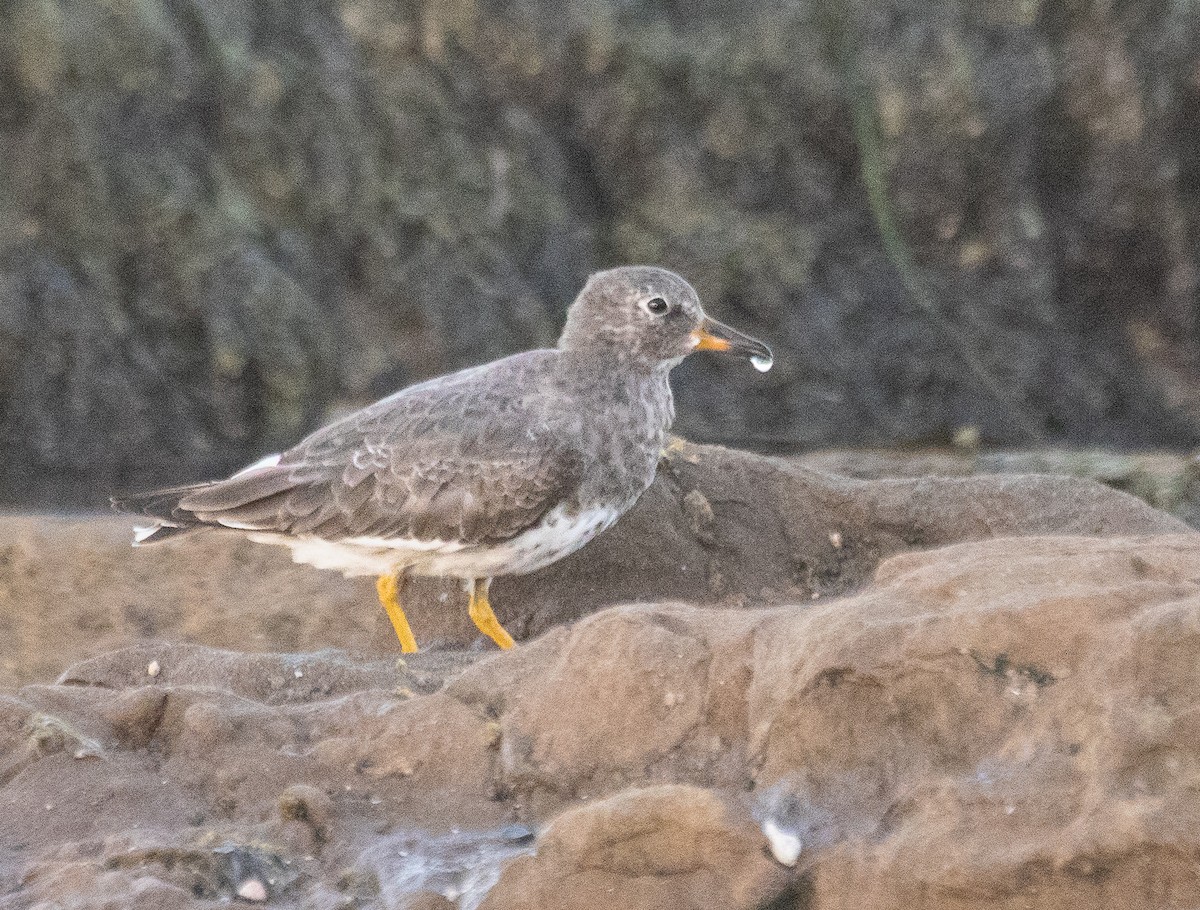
top-left (691, 318), bottom-right (774, 371)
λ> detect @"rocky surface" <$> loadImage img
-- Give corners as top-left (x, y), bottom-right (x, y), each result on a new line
top-left (2, 530), bottom-right (1199, 908)
top-left (796, 446), bottom-right (1200, 529)
top-left (0, 442), bottom-right (1184, 688)
top-left (5, 0), bottom-right (1200, 507)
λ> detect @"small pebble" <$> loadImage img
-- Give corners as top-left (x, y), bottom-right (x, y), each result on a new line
top-left (294, 669), bottom-right (304, 679)
top-left (147, 660), bottom-right (161, 678)
top-left (762, 819), bottom-right (802, 866)
top-left (829, 531), bottom-right (843, 549)
top-left (953, 425), bottom-right (981, 449)
top-left (236, 879), bottom-right (268, 902)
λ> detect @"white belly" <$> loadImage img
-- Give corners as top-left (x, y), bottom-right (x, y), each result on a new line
top-left (248, 504), bottom-right (622, 579)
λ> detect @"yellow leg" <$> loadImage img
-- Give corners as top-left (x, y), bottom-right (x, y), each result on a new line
top-left (468, 578), bottom-right (514, 650)
top-left (377, 573), bottom-right (419, 653)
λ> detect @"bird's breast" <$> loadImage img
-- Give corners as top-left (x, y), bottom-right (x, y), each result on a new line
top-left (568, 374), bottom-right (673, 505)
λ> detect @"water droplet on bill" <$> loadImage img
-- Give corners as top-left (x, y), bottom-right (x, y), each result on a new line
top-left (751, 354), bottom-right (773, 373)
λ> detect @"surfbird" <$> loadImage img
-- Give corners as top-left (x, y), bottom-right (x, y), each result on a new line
top-left (112, 266), bottom-right (772, 652)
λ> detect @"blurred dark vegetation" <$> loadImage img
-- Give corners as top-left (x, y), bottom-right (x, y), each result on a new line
top-left (3, 0), bottom-right (1200, 508)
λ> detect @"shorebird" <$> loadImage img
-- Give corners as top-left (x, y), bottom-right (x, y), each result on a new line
top-left (112, 266), bottom-right (772, 652)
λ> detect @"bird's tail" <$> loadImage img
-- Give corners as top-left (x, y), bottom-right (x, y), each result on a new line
top-left (110, 482), bottom-right (215, 546)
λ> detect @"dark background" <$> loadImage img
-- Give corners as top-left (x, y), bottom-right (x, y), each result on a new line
top-left (3, 0), bottom-right (1200, 508)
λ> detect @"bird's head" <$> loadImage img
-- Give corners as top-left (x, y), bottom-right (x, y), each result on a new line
top-left (558, 265), bottom-right (773, 372)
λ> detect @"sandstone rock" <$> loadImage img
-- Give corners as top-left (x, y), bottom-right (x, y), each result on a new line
top-left (796, 447), bottom-right (1200, 529)
top-left (278, 783), bottom-right (334, 843)
top-left (479, 785), bottom-right (788, 910)
top-left (396, 892), bottom-right (456, 910)
top-left (2, 532), bottom-right (1199, 908)
top-left (19, 871), bottom-right (196, 910)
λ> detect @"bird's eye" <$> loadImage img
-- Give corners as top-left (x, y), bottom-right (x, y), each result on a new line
top-left (644, 296), bottom-right (669, 316)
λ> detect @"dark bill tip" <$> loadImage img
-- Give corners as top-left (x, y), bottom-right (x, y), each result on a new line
top-left (691, 317), bottom-right (773, 372)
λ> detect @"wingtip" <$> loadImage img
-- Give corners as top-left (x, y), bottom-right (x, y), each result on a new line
top-left (132, 525), bottom-right (159, 545)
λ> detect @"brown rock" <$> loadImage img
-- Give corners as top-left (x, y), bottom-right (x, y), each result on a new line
top-left (12, 868), bottom-right (198, 910)
top-left (795, 447), bottom-right (1200, 530)
top-left (3, 530), bottom-right (1200, 908)
top-left (466, 608), bottom-right (717, 792)
top-left (0, 515), bottom-right (382, 689)
top-left (472, 533), bottom-right (1200, 907)
top-left (396, 892), bottom-right (456, 910)
top-left (278, 783), bottom-right (333, 843)
top-left (99, 687), bottom-right (167, 749)
top-left (480, 785), bottom-right (787, 910)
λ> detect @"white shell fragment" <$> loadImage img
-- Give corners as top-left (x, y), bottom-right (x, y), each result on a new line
top-left (762, 818), bottom-right (802, 866)
top-left (236, 879), bottom-right (268, 902)
top-left (146, 660), bottom-right (161, 677)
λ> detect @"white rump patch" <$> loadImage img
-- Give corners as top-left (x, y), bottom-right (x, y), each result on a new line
top-left (265, 534), bottom-right (471, 578)
top-left (271, 537), bottom-right (403, 576)
top-left (342, 535), bottom-right (466, 553)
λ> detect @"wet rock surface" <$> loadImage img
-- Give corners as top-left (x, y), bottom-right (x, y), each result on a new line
top-left (2, 529), bottom-right (1199, 908)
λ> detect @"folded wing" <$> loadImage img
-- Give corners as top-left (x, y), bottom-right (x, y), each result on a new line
top-left (114, 350), bottom-right (583, 547)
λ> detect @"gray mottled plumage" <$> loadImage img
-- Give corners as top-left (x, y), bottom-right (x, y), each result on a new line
top-left (113, 266), bottom-right (771, 581)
